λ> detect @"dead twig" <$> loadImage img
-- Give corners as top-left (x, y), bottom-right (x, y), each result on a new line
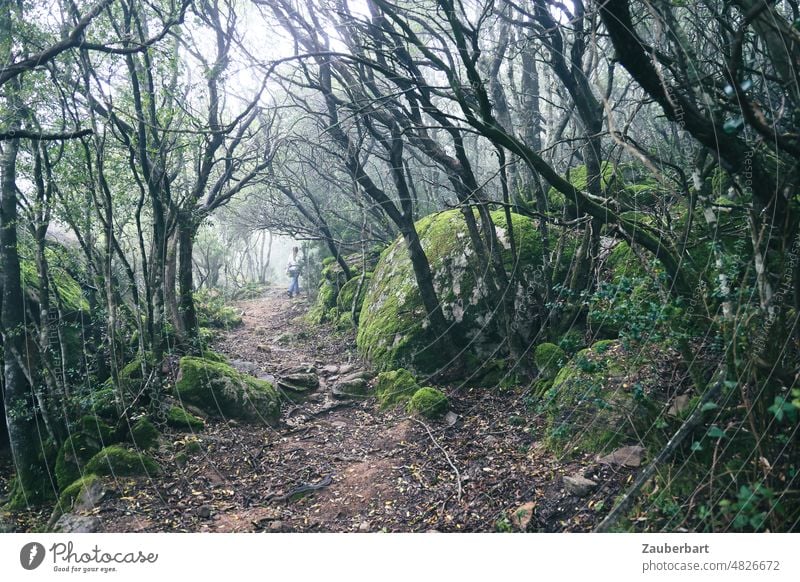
top-left (411, 418), bottom-right (462, 503)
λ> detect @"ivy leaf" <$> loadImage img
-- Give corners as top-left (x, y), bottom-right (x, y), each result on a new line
top-left (691, 441), bottom-right (703, 452)
top-left (707, 425), bottom-right (727, 439)
top-left (701, 401), bottom-right (719, 412)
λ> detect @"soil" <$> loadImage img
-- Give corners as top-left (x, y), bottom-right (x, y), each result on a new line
top-left (3, 288), bottom-right (638, 533)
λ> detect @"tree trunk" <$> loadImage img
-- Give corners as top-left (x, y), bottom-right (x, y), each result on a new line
top-left (178, 212), bottom-right (200, 354)
top-left (1, 132), bottom-right (45, 506)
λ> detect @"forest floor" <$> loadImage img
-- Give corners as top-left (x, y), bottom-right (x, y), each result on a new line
top-left (3, 288), bottom-right (639, 533)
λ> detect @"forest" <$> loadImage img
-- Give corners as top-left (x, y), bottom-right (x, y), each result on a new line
top-left (0, 0), bottom-right (798, 534)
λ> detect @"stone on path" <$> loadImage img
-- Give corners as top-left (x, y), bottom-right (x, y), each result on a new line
top-left (52, 514), bottom-right (102, 533)
top-left (563, 474), bottom-right (598, 497)
top-left (598, 445), bottom-right (645, 467)
top-left (510, 501), bottom-right (536, 531)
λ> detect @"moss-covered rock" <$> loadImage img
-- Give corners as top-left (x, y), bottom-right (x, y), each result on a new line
top-left (543, 340), bottom-right (663, 454)
top-left (88, 387), bottom-right (118, 420)
top-left (166, 406), bottom-right (205, 431)
top-left (357, 209), bottom-right (551, 373)
top-left (128, 417), bottom-right (159, 449)
top-left (78, 416), bottom-right (115, 443)
top-left (200, 350), bottom-right (228, 364)
top-left (336, 273), bottom-right (373, 326)
top-left (55, 433), bottom-right (103, 490)
top-left (534, 343), bottom-right (567, 380)
top-left (56, 474), bottom-right (103, 514)
top-left (85, 445), bottom-right (160, 477)
top-left (375, 368), bottom-right (420, 407)
top-left (175, 356), bottom-right (279, 424)
top-left (408, 387), bottom-right (449, 419)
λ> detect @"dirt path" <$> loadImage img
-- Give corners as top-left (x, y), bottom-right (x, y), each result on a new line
top-left (22, 288), bottom-right (635, 533)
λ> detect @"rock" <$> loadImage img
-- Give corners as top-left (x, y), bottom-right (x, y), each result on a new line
top-left (321, 364), bottom-right (339, 376)
top-left (256, 344), bottom-right (271, 354)
top-left (667, 394), bottom-right (691, 417)
top-left (543, 340), bottom-right (664, 454)
top-left (336, 274), bottom-right (373, 327)
top-left (598, 445), bottom-right (645, 467)
top-left (197, 505), bottom-right (213, 519)
top-left (358, 521), bottom-right (370, 533)
top-left (278, 372), bottom-right (320, 393)
top-left (375, 368), bottom-right (420, 407)
top-left (166, 406), bottom-right (206, 431)
top-left (228, 359), bottom-right (260, 376)
top-left (332, 377), bottom-right (371, 398)
top-left (444, 411), bottom-right (459, 427)
top-left (563, 475), bottom-right (598, 497)
top-left (338, 363), bottom-right (357, 375)
top-left (284, 364), bottom-right (317, 375)
top-left (510, 502), bottom-right (536, 531)
top-left (534, 343), bottom-right (567, 380)
top-left (129, 417), bottom-right (160, 449)
top-left (85, 445), bottom-right (161, 477)
top-left (52, 514), bottom-right (102, 533)
top-left (175, 356), bottom-right (279, 424)
top-left (269, 520), bottom-right (284, 532)
top-left (55, 432), bottom-right (103, 490)
top-left (357, 209), bottom-right (558, 373)
top-left (407, 387), bottom-right (449, 419)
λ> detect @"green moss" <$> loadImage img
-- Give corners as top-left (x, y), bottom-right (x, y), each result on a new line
top-left (56, 474), bottom-right (102, 513)
top-left (20, 248), bottom-right (89, 314)
top-left (408, 387), bottom-right (449, 419)
top-left (55, 433), bottom-right (103, 490)
top-left (129, 418), bottom-right (159, 449)
top-left (89, 387), bottom-right (118, 420)
top-left (534, 343), bottom-right (567, 380)
top-left (78, 416), bottom-right (115, 443)
top-left (85, 445), bottom-right (160, 477)
top-left (357, 209), bottom-right (548, 373)
top-left (175, 356), bottom-right (279, 423)
top-left (200, 350), bottom-right (228, 364)
top-left (375, 368), bottom-right (420, 408)
top-left (544, 340), bottom-right (660, 454)
top-left (166, 406), bottom-right (205, 431)
top-left (336, 273), bottom-right (373, 325)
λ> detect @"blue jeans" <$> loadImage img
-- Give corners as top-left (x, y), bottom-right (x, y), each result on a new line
top-left (288, 273), bottom-right (300, 296)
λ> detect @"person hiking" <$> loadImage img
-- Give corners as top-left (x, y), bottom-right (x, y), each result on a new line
top-left (286, 246), bottom-right (302, 298)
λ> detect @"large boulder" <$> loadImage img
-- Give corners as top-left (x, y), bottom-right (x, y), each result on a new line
top-left (357, 209), bottom-right (554, 373)
top-left (175, 356), bottom-right (280, 424)
top-left (542, 340), bottom-right (667, 454)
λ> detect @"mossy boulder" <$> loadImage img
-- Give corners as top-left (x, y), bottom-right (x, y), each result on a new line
top-left (587, 242), bottom-right (663, 339)
top-left (375, 368), bottom-right (420, 407)
top-left (88, 387), bottom-right (118, 420)
top-left (55, 474), bottom-right (103, 514)
top-left (85, 445), bottom-right (160, 477)
top-left (534, 343), bottom-right (567, 380)
top-left (357, 209), bottom-right (551, 373)
top-left (175, 356), bottom-right (280, 424)
top-left (166, 406), bottom-right (206, 431)
top-left (128, 417), bottom-right (160, 449)
top-left (408, 387), bottom-right (449, 419)
top-left (543, 340), bottom-right (664, 454)
top-left (55, 433), bottom-right (103, 490)
top-left (336, 273), bottom-right (373, 326)
top-left (78, 415), bottom-right (115, 443)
